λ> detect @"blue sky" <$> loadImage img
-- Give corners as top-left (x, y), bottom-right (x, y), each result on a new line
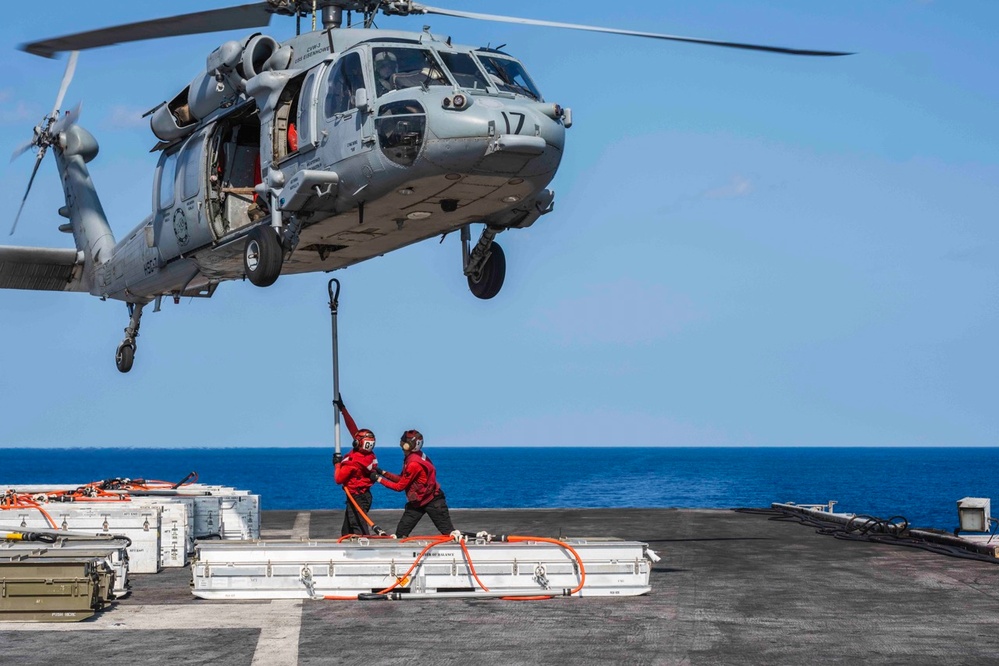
top-left (0, 1), bottom-right (996, 448)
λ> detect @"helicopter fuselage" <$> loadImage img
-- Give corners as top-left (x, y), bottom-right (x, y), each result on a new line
top-left (96, 27), bottom-right (566, 304)
top-left (3, 1), bottom-right (847, 373)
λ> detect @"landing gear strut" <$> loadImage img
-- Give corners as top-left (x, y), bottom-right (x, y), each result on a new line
top-left (462, 225), bottom-right (506, 300)
top-left (244, 226), bottom-right (284, 287)
top-left (116, 302), bottom-right (144, 373)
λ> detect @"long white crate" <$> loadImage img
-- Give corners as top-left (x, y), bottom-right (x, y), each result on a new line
top-left (126, 487), bottom-right (259, 541)
top-left (192, 537), bottom-right (656, 600)
top-left (219, 494), bottom-right (259, 541)
top-left (0, 491), bottom-right (190, 568)
top-left (191, 496), bottom-right (223, 538)
top-left (130, 498), bottom-right (193, 567)
top-left (0, 505), bottom-right (161, 573)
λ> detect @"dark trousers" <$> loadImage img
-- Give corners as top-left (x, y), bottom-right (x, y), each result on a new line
top-left (341, 489), bottom-right (372, 536)
top-left (394, 493), bottom-right (455, 538)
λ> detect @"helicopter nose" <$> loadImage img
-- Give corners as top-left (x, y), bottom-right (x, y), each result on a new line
top-left (420, 96), bottom-right (566, 177)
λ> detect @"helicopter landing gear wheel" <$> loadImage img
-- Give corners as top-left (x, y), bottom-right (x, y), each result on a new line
top-left (115, 342), bottom-right (135, 373)
top-left (115, 302), bottom-right (144, 374)
top-left (467, 241), bottom-right (506, 300)
top-left (244, 226), bottom-right (284, 287)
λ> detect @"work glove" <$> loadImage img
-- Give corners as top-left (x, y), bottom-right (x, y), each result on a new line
top-left (369, 469), bottom-right (382, 482)
top-left (332, 452), bottom-right (343, 465)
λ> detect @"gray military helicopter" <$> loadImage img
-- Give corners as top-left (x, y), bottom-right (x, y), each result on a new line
top-left (2, 0), bottom-right (848, 372)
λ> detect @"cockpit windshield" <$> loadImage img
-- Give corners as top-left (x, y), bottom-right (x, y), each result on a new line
top-left (372, 47), bottom-right (450, 97)
top-left (474, 54), bottom-right (542, 101)
top-left (437, 52), bottom-right (490, 91)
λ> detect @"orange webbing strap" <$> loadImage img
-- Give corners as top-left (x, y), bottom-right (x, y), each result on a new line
top-left (343, 487), bottom-right (387, 536)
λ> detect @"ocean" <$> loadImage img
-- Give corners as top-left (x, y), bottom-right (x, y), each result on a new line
top-left (2, 447), bottom-right (996, 530)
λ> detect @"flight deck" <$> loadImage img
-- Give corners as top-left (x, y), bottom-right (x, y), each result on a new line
top-left (3, 506), bottom-right (998, 665)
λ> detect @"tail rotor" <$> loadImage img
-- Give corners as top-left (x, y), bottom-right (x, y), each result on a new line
top-left (10, 51), bottom-right (81, 236)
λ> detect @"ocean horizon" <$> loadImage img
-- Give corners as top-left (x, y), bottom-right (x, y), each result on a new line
top-left (2, 446), bottom-right (996, 531)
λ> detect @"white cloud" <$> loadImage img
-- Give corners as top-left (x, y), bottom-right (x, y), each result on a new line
top-left (702, 174), bottom-right (754, 200)
top-left (106, 105), bottom-right (149, 129)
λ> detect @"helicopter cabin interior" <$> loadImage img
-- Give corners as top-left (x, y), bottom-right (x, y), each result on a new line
top-left (206, 106), bottom-right (264, 238)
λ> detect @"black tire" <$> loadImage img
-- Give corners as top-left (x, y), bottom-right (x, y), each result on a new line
top-left (115, 343), bottom-right (135, 374)
top-left (244, 226), bottom-right (284, 287)
top-left (467, 242), bottom-right (506, 300)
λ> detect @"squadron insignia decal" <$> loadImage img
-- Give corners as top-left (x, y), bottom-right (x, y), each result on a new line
top-left (173, 208), bottom-right (189, 246)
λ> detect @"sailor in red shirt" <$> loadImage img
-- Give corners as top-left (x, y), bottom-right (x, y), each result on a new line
top-left (374, 429), bottom-right (456, 538)
top-left (333, 400), bottom-right (379, 536)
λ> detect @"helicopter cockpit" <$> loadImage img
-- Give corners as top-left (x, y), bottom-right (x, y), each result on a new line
top-left (473, 53), bottom-right (542, 101)
top-left (320, 44), bottom-right (547, 168)
top-left (368, 46), bottom-right (542, 101)
top-left (372, 47), bottom-right (449, 96)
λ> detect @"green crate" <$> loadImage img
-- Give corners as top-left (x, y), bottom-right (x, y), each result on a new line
top-left (0, 559), bottom-right (109, 622)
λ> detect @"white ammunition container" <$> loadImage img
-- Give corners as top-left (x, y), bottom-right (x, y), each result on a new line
top-left (192, 538), bottom-right (655, 600)
top-left (131, 498), bottom-right (194, 567)
top-left (0, 505), bottom-right (161, 573)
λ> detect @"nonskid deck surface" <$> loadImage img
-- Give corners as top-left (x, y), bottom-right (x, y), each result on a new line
top-left (4, 507), bottom-right (999, 665)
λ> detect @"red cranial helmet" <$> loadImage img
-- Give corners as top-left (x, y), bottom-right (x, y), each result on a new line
top-left (353, 429), bottom-right (376, 452)
top-left (400, 430), bottom-right (423, 452)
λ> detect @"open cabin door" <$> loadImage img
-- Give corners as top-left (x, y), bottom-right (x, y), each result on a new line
top-left (206, 106), bottom-right (263, 239)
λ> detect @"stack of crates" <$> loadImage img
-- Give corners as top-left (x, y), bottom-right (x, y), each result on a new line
top-left (0, 482), bottom-right (259, 572)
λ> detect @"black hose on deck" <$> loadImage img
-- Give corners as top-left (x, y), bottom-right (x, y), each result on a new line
top-left (749, 507), bottom-right (999, 565)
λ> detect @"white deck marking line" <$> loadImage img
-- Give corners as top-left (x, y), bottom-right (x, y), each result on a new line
top-left (291, 511), bottom-right (311, 540)
top-left (0, 600), bottom-right (306, 664)
top-left (251, 600), bottom-right (304, 666)
top-left (0, 598), bottom-right (302, 631)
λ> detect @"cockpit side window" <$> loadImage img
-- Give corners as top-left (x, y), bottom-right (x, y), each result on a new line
top-left (180, 132), bottom-right (204, 201)
top-left (475, 55), bottom-right (542, 101)
top-left (372, 47), bottom-right (450, 97)
top-left (158, 151), bottom-right (179, 210)
top-left (325, 52), bottom-right (366, 117)
top-left (437, 52), bottom-right (489, 91)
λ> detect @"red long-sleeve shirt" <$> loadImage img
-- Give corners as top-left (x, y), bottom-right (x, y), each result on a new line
top-left (379, 452), bottom-right (440, 506)
top-left (334, 448), bottom-right (378, 494)
top-left (333, 398), bottom-right (376, 494)
top-left (338, 398), bottom-right (359, 439)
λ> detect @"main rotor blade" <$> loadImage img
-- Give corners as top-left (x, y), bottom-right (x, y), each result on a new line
top-left (10, 138), bottom-right (34, 163)
top-left (10, 149), bottom-right (46, 236)
top-left (21, 3), bottom-right (273, 58)
top-left (51, 101), bottom-right (83, 136)
top-left (50, 51), bottom-right (79, 117)
top-left (414, 5), bottom-right (853, 57)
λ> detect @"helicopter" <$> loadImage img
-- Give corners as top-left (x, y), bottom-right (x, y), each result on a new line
top-left (0, 1), bottom-right (849, 373)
